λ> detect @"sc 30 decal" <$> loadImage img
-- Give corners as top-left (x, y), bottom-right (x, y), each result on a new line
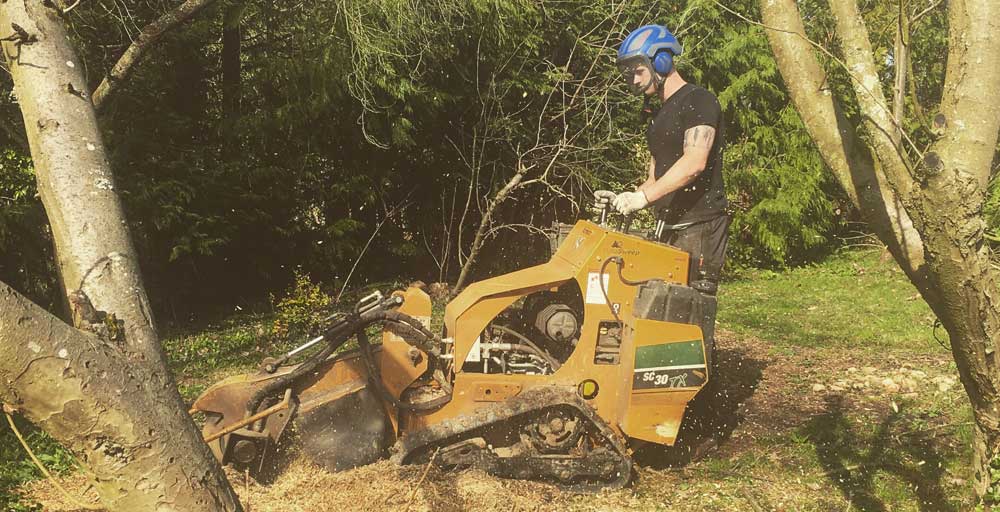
top-left (632, 367), bottom-right (706, 390)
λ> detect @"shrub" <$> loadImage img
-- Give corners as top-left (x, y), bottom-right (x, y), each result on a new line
top-left (271, 271), bottom-right (333, 343)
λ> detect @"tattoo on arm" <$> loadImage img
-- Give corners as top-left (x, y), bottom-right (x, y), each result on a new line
top-left (683, 125), bottom-right (716, 150)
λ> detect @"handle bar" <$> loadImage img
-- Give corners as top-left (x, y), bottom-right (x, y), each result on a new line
top-left (594, 202), bottom-right (635, 234)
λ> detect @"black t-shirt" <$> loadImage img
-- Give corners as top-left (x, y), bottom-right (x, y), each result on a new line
top-left (646, 84), bottom-right (727, 225)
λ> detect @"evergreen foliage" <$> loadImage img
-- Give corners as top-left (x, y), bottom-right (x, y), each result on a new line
top-left (682, 1), bottom-right (843, 266)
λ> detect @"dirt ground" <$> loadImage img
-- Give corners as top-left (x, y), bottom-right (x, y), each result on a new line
top-left (26, 329), bottom-right (966, 511)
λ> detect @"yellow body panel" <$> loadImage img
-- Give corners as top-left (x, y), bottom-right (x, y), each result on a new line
top-left (623, 320), bottom-right (705, 444)
top-left (380, 287), bottom-right (432, 397)
top-left (408, 221), bottom-right (705, 446)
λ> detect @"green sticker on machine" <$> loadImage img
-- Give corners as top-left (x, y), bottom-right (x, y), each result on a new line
top-left (633, 341), bottom-right (706, 390)
top-left (634, 340), bottom-right (704, 370)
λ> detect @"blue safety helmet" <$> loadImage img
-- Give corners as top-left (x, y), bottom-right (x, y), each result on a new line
top-left (617, 25), bottom-right (683, 95)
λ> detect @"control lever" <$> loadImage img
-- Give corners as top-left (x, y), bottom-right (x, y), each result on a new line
top-left (617, 213), bottom-right (634, 235)
top-left (593, 193), bottom-right (634, 234)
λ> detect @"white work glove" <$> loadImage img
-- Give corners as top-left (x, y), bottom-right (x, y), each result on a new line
top-left (612, 190), bottom-right (649, 215)
top-left (592, 190), bottom-right (617, 211)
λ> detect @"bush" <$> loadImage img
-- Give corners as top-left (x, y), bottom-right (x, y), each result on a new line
top-left (271, 271), bottom-right (333, 342)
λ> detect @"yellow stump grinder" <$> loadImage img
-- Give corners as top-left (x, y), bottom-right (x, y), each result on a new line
top-left (191, 219), bottom-right (718, 490)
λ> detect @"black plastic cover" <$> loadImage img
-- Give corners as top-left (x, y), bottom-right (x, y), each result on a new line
top-left (632, 280), bottom-right (718, 370)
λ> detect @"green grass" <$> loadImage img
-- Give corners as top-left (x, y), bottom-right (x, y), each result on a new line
top-left (792, 402), bottom-right (969, 511)
top-left (719, 248), bottom-right (939, 353)
top-left (1, 415), bottom-right (75, 512)
top-left (163, 312), bottom-right (276, 380)
top-left (701, 248), bottom-right (974, 510)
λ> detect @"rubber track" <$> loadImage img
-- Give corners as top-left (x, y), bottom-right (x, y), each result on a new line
top-left (390, 386), bottom-right (634, 491)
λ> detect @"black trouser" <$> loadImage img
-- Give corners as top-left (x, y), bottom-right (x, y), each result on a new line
top-left (656, 215), bottom-right (731, 295)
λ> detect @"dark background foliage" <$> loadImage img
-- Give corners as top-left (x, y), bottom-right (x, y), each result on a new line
top-left (1, 0), bottom-right (963, 325)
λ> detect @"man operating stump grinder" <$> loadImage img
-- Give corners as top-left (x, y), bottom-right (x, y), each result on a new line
top-left (596, 25), bottom-right (732, 455)
top-left (594, 25), bottom-right (730, 295)
top-left (597, 23), bottom-right (730, 309)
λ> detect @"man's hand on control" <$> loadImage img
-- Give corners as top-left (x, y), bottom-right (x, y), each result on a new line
top-left (612, 190), bottom-right (648, 215)
top-left (593, 190), bottom-right (617, 210)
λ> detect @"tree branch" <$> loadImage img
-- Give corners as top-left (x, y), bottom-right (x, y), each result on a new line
top-left (828, 0), bottom-right (915, 197)
top-left (933, 0), bottom-right (1000, 186)
top-left (451, 165), bottom-right (528, 293)
top-left (912, 0), bottom-right (944, 23)
top-left (91, 0), bottom-right (221, 110)
top-left (335, 200), bottom-right (410, 303)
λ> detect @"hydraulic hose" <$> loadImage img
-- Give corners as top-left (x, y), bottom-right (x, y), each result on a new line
top-left (379, 310), bottom-right (444, 358)
top-left (247, 307), bottom-right (451, 417)
top-left (599, 257), bottom-right (623, 324)
top-left (599, 256), bottom-right (654, 325)
top-left (245, 319), bottom-right (358, 416)
top-left (356, 327), bottom-right (451, 412)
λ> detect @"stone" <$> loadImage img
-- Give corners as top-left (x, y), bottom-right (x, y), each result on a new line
top-left (881, 378), bottom-right (900, 393)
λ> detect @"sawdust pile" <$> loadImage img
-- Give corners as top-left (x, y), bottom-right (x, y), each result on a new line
top-left (26, 458), bottom-right (646, 512)
top-left (237, 459), bottom-right (564, 512)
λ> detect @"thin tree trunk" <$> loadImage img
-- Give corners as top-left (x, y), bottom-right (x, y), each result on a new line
top-left (221, 2), bottom-right (243, 158)
top-left (0, 2), bottom-right (241, 510)
top-left (0, 282), bottom-right (242, 511)
top-left (892, 4), bottom-right (908, 147)
top-left (827, 0), bottom-right (914, 197)
top-left (92, 0), bottom-right (221, 110)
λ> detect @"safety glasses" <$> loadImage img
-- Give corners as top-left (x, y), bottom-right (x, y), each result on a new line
top-left (616, 54), bottom-right (657, 95)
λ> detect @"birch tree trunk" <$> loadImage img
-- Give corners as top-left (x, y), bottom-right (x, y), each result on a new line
top-left (0, 1), bottom-right (241, 509)
top-left (4, 0), bottom-right (162, 367)
top-left (0, 282), bottom-right (243, 511)
top-left (760, 0), bottom-right (1000, 498)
